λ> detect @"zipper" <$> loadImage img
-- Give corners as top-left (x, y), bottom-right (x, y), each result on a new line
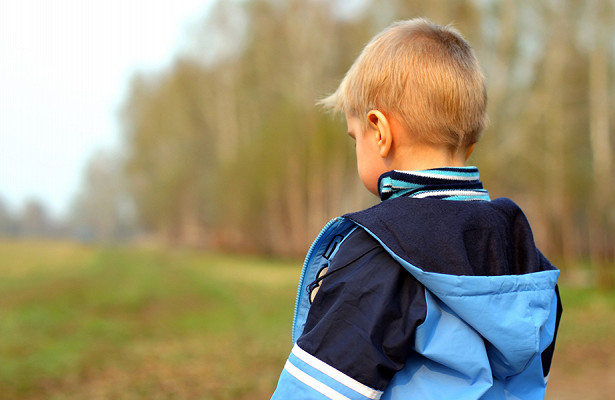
top-left (291, 217), bottom-right (340, 342)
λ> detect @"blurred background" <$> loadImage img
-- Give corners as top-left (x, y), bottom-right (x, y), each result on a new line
top-left (1, 0), bottom-right (613, 399)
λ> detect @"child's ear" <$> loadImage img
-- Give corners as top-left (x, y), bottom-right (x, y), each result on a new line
top-left (367, 110), bottom-right (392, 158)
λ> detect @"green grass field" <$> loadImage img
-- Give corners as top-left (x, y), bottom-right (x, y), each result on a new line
top-left (1, 240), bottom-right (613, 399)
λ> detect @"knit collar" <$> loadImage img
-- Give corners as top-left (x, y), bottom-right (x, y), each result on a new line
top-left (378, 167), bottom-right (491, 202)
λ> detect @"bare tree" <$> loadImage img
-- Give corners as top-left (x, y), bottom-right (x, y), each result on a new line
top-left (70, 150), bottom-right (135, 242)
top-left (116, 0), bottom-right (615, 273)
top-left (19, 199), bottom-right (51, 237)
top-left (584, 0), bottom-right (614, 285)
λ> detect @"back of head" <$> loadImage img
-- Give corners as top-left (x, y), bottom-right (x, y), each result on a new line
top-left (321, 18), bottom-right (487, 149)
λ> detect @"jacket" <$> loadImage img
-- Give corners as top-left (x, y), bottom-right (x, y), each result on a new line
top-left (272, 195), bottom-right (562, 400)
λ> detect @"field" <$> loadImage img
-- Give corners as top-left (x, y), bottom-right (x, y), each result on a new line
top-left (0, 240), bottom-right (613, 399)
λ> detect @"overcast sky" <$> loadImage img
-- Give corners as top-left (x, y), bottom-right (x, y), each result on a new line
top-left (0, 0), bottom-right (213, 217)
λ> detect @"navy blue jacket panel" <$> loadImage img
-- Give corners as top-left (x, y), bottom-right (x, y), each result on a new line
top-left (345, 197), bottom-right (556, 277)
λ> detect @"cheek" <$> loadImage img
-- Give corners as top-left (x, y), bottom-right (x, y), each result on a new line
top-left (360, 169), bottom-right (381, 195)
top-left (356, 151), bottom-right (381, 195)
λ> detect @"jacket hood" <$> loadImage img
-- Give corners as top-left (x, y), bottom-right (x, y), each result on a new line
top-left (345, 197), bottom-right (560, 379)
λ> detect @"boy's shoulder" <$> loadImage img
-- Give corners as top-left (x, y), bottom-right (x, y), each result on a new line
top-left (343, 197), bottom-right (546, 276)
top-left (344, 197), bottom-right (523, 237)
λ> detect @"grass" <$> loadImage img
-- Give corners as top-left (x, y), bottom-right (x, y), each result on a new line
top-left (545, 284), bottom-right (615, 399)
top-left (556, 285), bottom-right (615, 344)
top-left (0, 239), bottom-right (613, 399)
top-left (0, 240), bottom-right (298, 399)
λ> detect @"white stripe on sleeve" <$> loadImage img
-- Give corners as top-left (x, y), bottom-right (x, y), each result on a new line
top-left (292, 345), bottom-right (383, 400)
top-left (284, 360), bottom-right (352, 400)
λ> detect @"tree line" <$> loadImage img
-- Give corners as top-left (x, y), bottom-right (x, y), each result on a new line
top-left (14, 0), bottom-right (612, 283)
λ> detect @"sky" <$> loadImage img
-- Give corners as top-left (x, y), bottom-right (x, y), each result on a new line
top-left (0, 0), bottom-right (213, 218)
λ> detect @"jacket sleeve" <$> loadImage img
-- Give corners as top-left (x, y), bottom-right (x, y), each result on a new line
top-left (271, 228), bottom-right (426, 399)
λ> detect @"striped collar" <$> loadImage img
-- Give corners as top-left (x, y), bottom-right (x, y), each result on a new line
top-left (378, 167), bottom-right (491, 202)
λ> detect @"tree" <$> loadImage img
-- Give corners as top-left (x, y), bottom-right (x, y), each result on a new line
top-left (0, 196), bottom-right (17, 236)
top-left (19, 199), bottom-right (51, 237)
top-left (69, 150), bottom-right (136, 242)
top-left (583, 0), bottom-right (615, 285)
top-left (117, 0), bottom-right (615, 273)
top-left (123, 61), bottom-right (216, 246)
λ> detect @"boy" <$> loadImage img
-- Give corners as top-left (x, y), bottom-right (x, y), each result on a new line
top-left (271, 18), bottom-right (562, 400)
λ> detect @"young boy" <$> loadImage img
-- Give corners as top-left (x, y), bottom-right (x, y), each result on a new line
top-left (271, 18), bottom-right (562, 400)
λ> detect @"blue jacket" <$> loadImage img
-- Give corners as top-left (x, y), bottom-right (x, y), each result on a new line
top-left (272, 197), bottom-right (562, 400)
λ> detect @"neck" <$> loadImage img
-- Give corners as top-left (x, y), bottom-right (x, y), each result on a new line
top-left (389, 143), bottom-right (470, 171)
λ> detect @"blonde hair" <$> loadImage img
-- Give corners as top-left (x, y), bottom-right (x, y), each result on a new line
top-left (320, 18), bottom-right (487, 149)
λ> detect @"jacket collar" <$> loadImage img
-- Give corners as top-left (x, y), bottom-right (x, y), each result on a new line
top-left (378, 167), bottom-right (490, 201)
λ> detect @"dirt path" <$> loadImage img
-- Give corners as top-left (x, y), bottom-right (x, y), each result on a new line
top-left (546, 342), bottom-right (615, 399)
